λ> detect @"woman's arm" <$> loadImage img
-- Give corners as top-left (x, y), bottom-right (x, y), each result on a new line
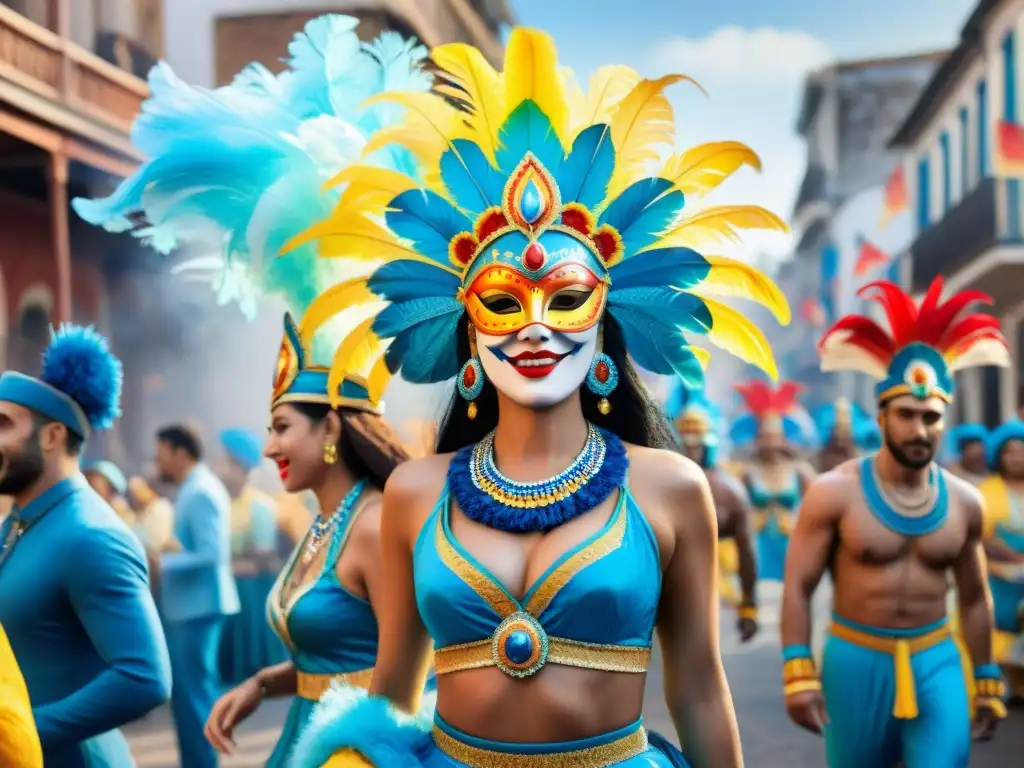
top-left (366, 464), bottom-right (435, 713)
top-left (254, 662), bottom-right (297, 698)
top-left (656, 454), bottom-right (742, 768)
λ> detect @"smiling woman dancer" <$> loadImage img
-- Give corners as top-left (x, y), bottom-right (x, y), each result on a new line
top-left (285, 26), bottom-right (791, 768)
top-left (72, 15), bottom-right (432, 765)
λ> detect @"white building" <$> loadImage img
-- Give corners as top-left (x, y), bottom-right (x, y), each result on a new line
top-left (889, 0), bottom-right (1024, 426)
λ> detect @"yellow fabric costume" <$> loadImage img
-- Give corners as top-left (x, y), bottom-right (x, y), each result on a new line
top-left (0, 622), bottom-right (43, 768)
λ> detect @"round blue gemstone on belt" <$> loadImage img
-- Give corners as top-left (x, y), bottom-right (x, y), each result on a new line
top-left (504, 629), bottom-right (533, 664)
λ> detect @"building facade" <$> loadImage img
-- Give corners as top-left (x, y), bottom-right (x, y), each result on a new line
top-left (0, 0), bottom-right (166, 461)
top-left (779, 52), bottom-right (943, 412)
top-left (890, 0), bottom-right (1024, 426)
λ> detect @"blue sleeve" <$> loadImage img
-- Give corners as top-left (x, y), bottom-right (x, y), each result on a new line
top-left (34, 527), bottom-right (171, 746)
top-left (162, 490), bottom-right (221, 572)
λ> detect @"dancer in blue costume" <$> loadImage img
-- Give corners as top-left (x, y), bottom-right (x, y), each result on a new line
top-left (665, 381), bottom-right (758, 641)
top-left (782, 277), bottom-right (1008, 767)
top-left (282, 26), bottom-right (792, 768)
top-left (946, 423), bottom-right (990, 486)
top-left (978, 420), bottom-right (1024, 699)
top-left (73, 16), bottom-right (429, 765)
top-left (730, 380), bottom-right (817, 582)
top-left (812, 397), bottom-right (880, 472)
top-left (0, 326), bottom-right (171, 767)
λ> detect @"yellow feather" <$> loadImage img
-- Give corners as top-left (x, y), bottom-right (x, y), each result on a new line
top-left (432, 43), bottom-right (505, 163)
top-left (327, 318), bottom-right (387, 405)
top-left (690, 345), bottom-right (711, 370)
top-left (322, 164), bottom-right (416, 198)
top-left (579, 65), bottom-right (641, 132)
top-left (561, 66), bottom-right (588, 135)
top-left (605, 75), bottom-right (696, 202)
top-left (366, 354), bottom-right (392, 405)
top-left (360, 92), bottom-right (465, 167)
top-left (653, 205), bottom-right (790, 250)
top-left (298, 278), bottom-right (374, 347)
top-left (688, 293), bottom-right (779, 380)
top-left (659, 141), bottom-right (762, 198)
top-left (683, 255), bottom-right (791, 325)
top-left (502, 28), bottom-right (569, 144)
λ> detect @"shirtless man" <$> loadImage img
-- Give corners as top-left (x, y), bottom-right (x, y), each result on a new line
top-left (780, 278), bottom-right (1007, 767)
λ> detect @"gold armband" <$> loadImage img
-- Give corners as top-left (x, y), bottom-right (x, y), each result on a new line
top-left (783, 678), bottom-right (822, 697)
top-left (782, 657), bottom-right (820, 697)
top-left (738, 604), bottom-right (758, 621)
top-left (975, 677), bottom-right (1007, 699)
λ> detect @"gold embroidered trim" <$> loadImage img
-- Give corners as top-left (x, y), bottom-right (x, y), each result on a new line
top-left (435, 509), bottom-right (519, 618)
top-left (434, 636), bottom-right (650, 675)
top-left (524, 495), bottom-right (627, 616)
top-left (432, 723), bottom-right (648, 767)
top-left (296, 668), bottom-right (374, 700)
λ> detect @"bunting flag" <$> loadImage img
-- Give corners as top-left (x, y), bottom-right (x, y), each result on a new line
top-left (878, 166), bottom-right (908, 228)
top-left (800, 297), bottom-right (826, 327)
top-left (819, 243), bottom-right (839, 322)
top-left (853, 234), bottom-right (890, 276)
top-left (993, 119), bottom-right (1024, 177)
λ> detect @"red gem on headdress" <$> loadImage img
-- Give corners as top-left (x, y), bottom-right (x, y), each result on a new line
top-left (911, 367), bottom-right (928, 384)
top-left (462, 364), bottom-right (477, 388)
top-left (523, 242), bottom-right (546, 271)
top-left (595, 360), bottom-right (610, 383)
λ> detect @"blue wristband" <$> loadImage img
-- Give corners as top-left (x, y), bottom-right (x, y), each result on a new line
top-left (974, 664), bottom-right (1002, 681)
top-left (782, 644), bottom-right (813, 661)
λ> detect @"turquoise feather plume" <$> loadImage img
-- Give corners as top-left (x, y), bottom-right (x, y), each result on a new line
top-left (72, 15), bottom-right (429, 329)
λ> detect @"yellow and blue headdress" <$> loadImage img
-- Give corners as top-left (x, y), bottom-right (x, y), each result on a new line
top-left (812, 398), bottom-right (880, 451)
top-left (72, 16), bottom-right (427, 414)
top-left (945, 422), bottom-right (989, 462)
top-left (986, 420), bottom-right (1024, 470)
top-left (664, 380), bottom-right (722, 465)
top-left (0, 325), bottom-right (122, 439)
top-left (285, 27), bottom-right (791, 403)
top-left (819, 277), bottom-right (1010, 404)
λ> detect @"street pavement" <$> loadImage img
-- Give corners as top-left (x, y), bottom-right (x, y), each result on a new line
top-left (126, 582), bottom-right (1023, 767)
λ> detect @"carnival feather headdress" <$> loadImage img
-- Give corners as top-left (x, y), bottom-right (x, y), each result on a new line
top-left (812, 398), bottom-right (879, 451)
top-left (288, 27), bottom-right (792, 406)
top-left (818, 277), bottom-right (1010, 403)
top-left (730, 380), bottom-right (816, 447)
top-left (665, 379), bottom-right (721, 440)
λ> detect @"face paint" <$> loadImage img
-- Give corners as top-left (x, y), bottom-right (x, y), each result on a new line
top-left (476, 322), bottom-right (598, 409)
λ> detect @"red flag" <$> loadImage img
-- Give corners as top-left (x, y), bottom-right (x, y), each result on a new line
top-left (994, 119), bottom-right (1024, 177)
top-left (854, 235), bottom-right (890, 276)
top-left (800, 298), bottom-right (825, 327)
top-left (879, 166), bottom-right (907, 228)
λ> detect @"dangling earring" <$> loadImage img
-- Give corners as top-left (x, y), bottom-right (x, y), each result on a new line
top-left (323, 443), bottom-right (338, 465)
top-left (458, 357), bottom-right (485, 419)
top-left (586, 352), bottom-right (618, 415)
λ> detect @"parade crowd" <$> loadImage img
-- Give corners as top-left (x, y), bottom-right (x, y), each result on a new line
top-left (0, 13), bottom-right (1022, 768)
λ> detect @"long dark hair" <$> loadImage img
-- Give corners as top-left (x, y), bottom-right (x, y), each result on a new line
top-left (288, 403), bottom-right (410, 490)
top-left (436, 315), bottom-right (676, 453)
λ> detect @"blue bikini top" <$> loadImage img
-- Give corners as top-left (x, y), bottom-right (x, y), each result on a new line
top-left (267, 501), bottom-right (378, 676)
top-left (746, 466), bottom-right (801, 510)
top-left (414, 482), bottom-right (661, 679)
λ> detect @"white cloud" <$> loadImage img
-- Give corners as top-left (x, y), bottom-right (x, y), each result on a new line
top-left (648, 26), bottom-right (831, 85)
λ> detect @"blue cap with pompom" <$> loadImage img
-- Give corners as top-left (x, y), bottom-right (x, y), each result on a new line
top-left (0, 324), bottom-right (123, 437)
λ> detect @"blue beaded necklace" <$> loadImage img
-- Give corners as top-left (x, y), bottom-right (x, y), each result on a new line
top-left (448, 423), bottom-right (628, 533)
top-left (859, 457), bottom-right (947, 536)
top-left (301, 478), bottom-right (367, 564)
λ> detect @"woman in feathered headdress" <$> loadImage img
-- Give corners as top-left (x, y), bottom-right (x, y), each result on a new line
top-left (977, 420), bottom-right (1024, 699)
top-left (666, 380), bottom-right (759, 642)
top-left (283, 24), bottom-right (790, 768)
top-left (812, 397), bottom-right (881, 472)
top-left (945, 423), bottom-right (990, 486)
top-left (74, 16), bottom-right (430, 765)
top-left (779, 277), bottom-right (1009, 765)
top-left (729, 380), bottom-right (817, 583)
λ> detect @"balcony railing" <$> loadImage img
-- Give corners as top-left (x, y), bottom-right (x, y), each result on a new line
top-left (0, 6), bottom-right (146, 135)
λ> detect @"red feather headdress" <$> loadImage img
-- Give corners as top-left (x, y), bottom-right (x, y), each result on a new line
top-left (734, 380), bottom-right (804, 418)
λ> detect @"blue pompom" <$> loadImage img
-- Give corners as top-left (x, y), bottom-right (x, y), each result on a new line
top-left (41, 324), bottom-right (123, 430)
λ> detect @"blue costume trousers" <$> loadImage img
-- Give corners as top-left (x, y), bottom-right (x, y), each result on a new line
top-left (165, 616), bottom-right (225, 768)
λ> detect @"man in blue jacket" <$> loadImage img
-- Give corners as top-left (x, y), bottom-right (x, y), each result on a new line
top-left (0, 325), bottom-right (171, 766)
top-left (155, 424), bottom-right (240, 767)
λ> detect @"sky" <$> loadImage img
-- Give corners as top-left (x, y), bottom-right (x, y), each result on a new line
top-left (508, 0), bottom-right (977, 263)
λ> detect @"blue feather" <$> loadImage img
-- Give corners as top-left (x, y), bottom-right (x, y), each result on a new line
top-left (385, 190), bottom-right (474, 265)
top-left (367, 261), bottom-right (461, 302)
top-left (373, 297), bottom-right (464, 339)
top-left (729, 414), bottom-right (759, 446)
top-left (41, 325), bottom-right (123, 430)
top-left (609, 247), bottom-right (710, 290)
top-left (598, 178), bottom-right (684, 255)
top-left (556, 124), bottom-right (614, 209)
top-left (665, 379), bottom-right (721, 425)
top-left (609, 287), bottom-right (713, 335)
top-left (282, 15), bottom-right (361, 119)
top-left (495, 101), bottom-right (565, 177)
top-left (439, 140), bottom-right (505, 217)
top-left (383, 312), bottom-right (464, 383)
top-left (606, 305), bottom-right (705, 385)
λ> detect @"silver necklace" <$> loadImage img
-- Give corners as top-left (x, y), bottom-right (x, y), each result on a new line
top-left (873, 465), bottom-right (936, 511)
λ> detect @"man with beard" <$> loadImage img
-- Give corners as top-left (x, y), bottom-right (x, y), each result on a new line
top-left (0, 325), bottom-right (170, 766)
top-left (947, 424), bottom-right (990, 486)
top-left (780, 278), bottom-right (1006, 767)
top-left (154, 424), bottom-right (239, 768)
top-left (666, 381), bottom-right (758, 642)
